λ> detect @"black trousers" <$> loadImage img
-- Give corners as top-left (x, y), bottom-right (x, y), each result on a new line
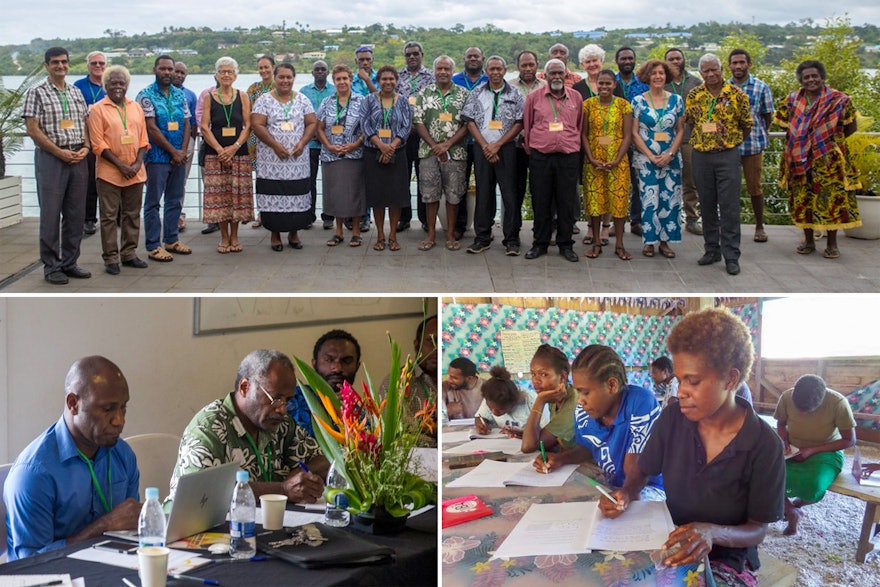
top-left (472, 142), bottom-right (519, 247)
top-left (85, 150), bottom-right (98, 223)
top-left (398, 133), bottom-right (425, 226)
top-left (529, 151), bottom-right (580, 250)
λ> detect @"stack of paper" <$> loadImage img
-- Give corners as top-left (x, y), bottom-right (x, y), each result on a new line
top-left (442, 438), bottom-right (523, 455)
top-left (446, 459), bottom-right (578, 488)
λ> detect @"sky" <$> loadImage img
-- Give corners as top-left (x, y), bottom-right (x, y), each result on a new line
top-left (2, 3), bottom-right (878, 46)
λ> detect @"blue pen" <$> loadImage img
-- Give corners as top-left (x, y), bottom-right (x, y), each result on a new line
top-left (168, 573), bottom-right (220, 585)
top-left (210, 555), bottom-right (268, 564)
top-left (297, 460), bottom-right (310, 473)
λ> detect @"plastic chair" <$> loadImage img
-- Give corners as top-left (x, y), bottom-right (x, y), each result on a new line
top-left (1, 462), bottom-right (13, 563)
top-left (123, 433), bottom-right (181, 501)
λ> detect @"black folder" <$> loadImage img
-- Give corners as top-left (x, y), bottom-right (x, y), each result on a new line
top-left (256, 523), bottom-right (394, 569)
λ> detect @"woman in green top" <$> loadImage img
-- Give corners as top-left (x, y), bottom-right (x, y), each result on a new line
top-left (521, 344), bottom-right (578, 453)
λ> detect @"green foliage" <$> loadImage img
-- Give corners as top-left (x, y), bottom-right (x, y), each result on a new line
top-left (847, 116), bottom-right (880, 193)
top-left (0, 64), bottom-right (45, 176)
top-left (719, 31), bottom-right (767, 79)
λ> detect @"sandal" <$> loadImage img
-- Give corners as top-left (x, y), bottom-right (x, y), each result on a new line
top-left (823, 247), bottom-right (840, 259)
top-left (228, 242), bottom-right (242, 253)
top-left (373, 239), bottom-right (386, 251)
top-left (659, 244), bottom-right (676, 258)
top-left (446, 240), bottom-right (461, 251)
top-left (584, 245), bottom-right (602, 258)
top-left (615, 246), bottom-right (633, 261)
top-left (754, 229), bottom-right (768, 242)
top-left (796, 243), bottom-right (816, 255)
top-left (327, 234), bottom-right (344, 247)
top-left (418, 240), bottom-right (435, 251)
top-left (165, 241), bottom-right (192, 255)
top-left (582, 235), bottom-right (594, 245)
top-left (148, 247), bottom-right (173, 262)
top-left (388, 239), bottom-right (401, 251)
top-left (642, 245), bottom-right (655, 258)
top-left (600, 224), bottom-right (611, 246)
top-left (349, 235), bottom-right (363, 247)
top-left (217, 244), bottom-right (230, 254)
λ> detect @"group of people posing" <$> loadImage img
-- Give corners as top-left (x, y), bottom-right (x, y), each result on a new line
top-left (442, 307), bottom-right (858, 586)
top-left (25, 41), bottom-right (862, 282)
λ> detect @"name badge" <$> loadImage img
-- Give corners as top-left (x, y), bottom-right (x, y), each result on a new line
top-left (121, 134), bottom-right (135, 145)
top-left (378, 128), bottom-right (392, 139)
top-left (439, 112), bottom-right (453, 122)
top-left (488, 120), bottom-right (503, 130)
top-left (408, 96), bottom-right (417, 105)
top-left (60, 119), bottom-right (75, 130)
top-left (331, 125), bottom-right (344, 135)
top-left (280, 121), bottom-right (294, 131)
top-left (167, 121), bottom-right (179, 131)
top-left (548, 121), bottom-right (563, 132)
top-left (654, 132), bottom-right (670, 142)
top-left (597, 136), bottom-right (612, 146)
top-left (702, 122), bottom-right (717, 133)
top-left (222, 127), bottom-right (236, 137)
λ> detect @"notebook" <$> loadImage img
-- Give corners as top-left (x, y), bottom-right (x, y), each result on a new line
top-left (256, 523), bottom-right (394, 569)
top-left (851, 446), bottom-right (880, 487)
top-left (446, 459), bottom-right (578, 488)
top-left (105, 461), bottom-right (238, 543)
top-left (441, 494), bottom-right (493, 528)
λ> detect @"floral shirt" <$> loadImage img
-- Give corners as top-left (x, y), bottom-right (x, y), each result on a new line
top-left (316, 92), bottom-right (365, 162)
top-left (360, 92), bottom-right (412, 149)
top-left (412, 83), bottom-right (470, 160)
top-left (460, 81), bottom-right (525, 144)
top-left (685, 82), bottom-right (752, 152)
top-left (396, 65), bottom-right (435, 102)
top-left (136, 82), bottom-right (191, 163)
top-left (169, 393), bottom-right (320, 502)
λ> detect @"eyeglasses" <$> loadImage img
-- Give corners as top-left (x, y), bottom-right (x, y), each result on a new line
top-left (90, 61), bottom-right (107, 66)
top-left (217, 70), bottom-right (236, 76)
top-left (257, 383), bottom-right (288, 408)
top-left (405, 52), bottom-right (421, 58)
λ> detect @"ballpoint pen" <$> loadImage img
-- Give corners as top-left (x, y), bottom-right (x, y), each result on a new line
top-left (209, 555), bottom-right (268, 564)
top-left (122, 579), bottom-right (137, 587)
top-left (585, 476), bottom-right (621, 506)
top-left (167, 574), bottom-right (220, 586)
top-left (29, 581), bottom-right (64, 587)
top-left (539, 440), bottom-right (547, 464)
top-left (297, 460), bottom-right (310, 473)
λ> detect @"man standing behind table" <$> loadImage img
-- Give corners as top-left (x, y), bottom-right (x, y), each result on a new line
top-left (728, 48), bottom-right (774, 244)
top-left (536, 44), bottom-right (582, 86)
top-left (170, 350), bottom-right (330, 504)
top-left (172, 61), bottom-right (198, 233)
top-left (443, 357), bottom-right (483, 420)
top-left (23, 47), bottom-right (92, 285)
top-left (461, 56), bottom-right (524, 256)
top-left (615, 47), bottom-right (649, 238)
top-left (396, 41), bottom-right (435, 234)
top-left (522, 59), bottom-right (583, 263)
top-left (301, 60), bottom-right (336, 230)
top-left (685, 53), bottom-right (752, 276)
top-left (413, 55), bottom-right (469, 251)
top-left (73, 50), bottom-right (107, 236)
top-left (136, 54), bottom-right (192, 263)
top-left (4, 356), bottom-right (141, 561)
top-left (512, 51), bottom-right (547, 247)
top-left (665, 48), bottom-right (703, 236)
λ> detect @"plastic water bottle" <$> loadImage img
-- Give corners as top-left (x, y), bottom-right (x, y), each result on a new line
top-left (229, 470), bottom-right (256, 559)
top-left (138, 487), bottom-right (166, 547)
top-left (324, 461), bottom-right (350, 527)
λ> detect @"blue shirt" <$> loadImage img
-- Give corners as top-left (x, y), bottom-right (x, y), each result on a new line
top-left (615, 73), bottom-right (649, 103)
top-left (286, 385), bottom-right (315, 437)
top-left (351, 69), bottom-right (377, 97)
top-left (4, 418), bottom-right (139, 561)
top-left (361, 93), bottom-right (412, 149)
top-left (452, 71), bottom-right (489, 92)
top-left (73, 76), bottom-right (105, 107)
top-left (180, 85), bottom-right (197, 129)
top-left (301, 82), bottom-right (336, 149)
top-left (729, 74), bottom-right (774, 156)
top-left (574, 384), bottom-right (663, 489)
top-left (136, 83), bottom-right (190, 164)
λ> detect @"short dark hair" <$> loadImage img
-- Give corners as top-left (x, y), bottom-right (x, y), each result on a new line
top-left (615, 46), bottom-right (636, 60)
top-left (651, 356), bottom-right (673, 372)
top-left (516, 50), bottom-right (538, 66)
top-left (531, 344), bottom-right (570, 375)
top-left (153, 54), bottom-right (174, 68)
top-left (258, 54), bottom-right (276, 66)
top-left (44, 47), bottom-right (69, 64)
top-left (404, 41), bottom-right (423, 54)
top-left (449, 357), bottom-right (477, 377)
top-left (796, 60), bottom-right (826, 83)
top-left (597, 68), bottom-right (617, 83)
top-left (376, 64), bottom-right (398, 81)
top-left (664, 47), bottom-right (685, 62)
top-left (312, 329), bottom-right (361, 363)
top-left (274, 62), bottom-right (296, 77)
top-left (792, 374), bottom-right (827, 412)
top-left (728, 48), bottom-right (751, 64)
top-left (416, 314), bottom-right (437, 344)
top-left (481, 366), bottom-right (523, 412)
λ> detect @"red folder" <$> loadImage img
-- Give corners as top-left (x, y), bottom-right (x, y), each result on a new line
top-left (441, 494), bottom-right (493, 528)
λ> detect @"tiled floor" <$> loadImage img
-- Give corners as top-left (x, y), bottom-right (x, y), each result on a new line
top-left (1, 217), bottom-right (878, 293)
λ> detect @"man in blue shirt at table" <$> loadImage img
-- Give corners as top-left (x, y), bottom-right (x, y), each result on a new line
top-left (3, 356), bottom-right (141, 561)
top-left (73, 51), bottom-right (107, 237)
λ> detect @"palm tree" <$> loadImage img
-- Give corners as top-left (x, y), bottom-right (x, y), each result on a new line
top-left (0, 65), bottom-right (44, 177)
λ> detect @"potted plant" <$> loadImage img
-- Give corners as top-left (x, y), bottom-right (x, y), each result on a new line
top-left (0, 66), bottom-right (44, 228)
top-left (845, 115), bottom-right (880, 240)
top-left (295, 335), bottom-right (436, 534)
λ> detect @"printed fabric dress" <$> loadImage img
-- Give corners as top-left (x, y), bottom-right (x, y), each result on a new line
top-left (582, 96), bottom-right (632, 218)
top-left (631, 92), bottom-right (684, 245)
top-left (202, 90), bottom-right (254, 224)
top-left (252, 91), bottom-right (314, 232)
top-left (246, 80), bottom-right (274, 168)
top-left (775, 86), bottom-right (861, 230)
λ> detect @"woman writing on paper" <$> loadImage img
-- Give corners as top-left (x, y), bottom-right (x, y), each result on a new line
top-left (520, 345), bottom-right (578, 453)
top-left (532, 345), bottom-right (664, 503)
top-left (473, 366), bottom-right (543, 437)
top-left (612, 307), bottom-right (785, 587)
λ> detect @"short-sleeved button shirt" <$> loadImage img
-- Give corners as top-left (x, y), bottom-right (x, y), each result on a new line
top-left (412, 83), bottom-right (470, 160)
top-left (316, 92), bottom-right (365, 162)
top-left (729, 74), bottom-right (774, 156)
top-left (396, 65), bottom-right (434, 102)
top-left (22, 79), bottom-right (89, 147)
top-left (460, 81), bottom-right (525, 144)
top-left (685, 82), bottom-right (753, 152)
top-left (136, 82), bottom-right (190, 163)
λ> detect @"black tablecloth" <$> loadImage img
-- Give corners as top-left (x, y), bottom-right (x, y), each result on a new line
top-left (0, 510), bottom-right (437, 587)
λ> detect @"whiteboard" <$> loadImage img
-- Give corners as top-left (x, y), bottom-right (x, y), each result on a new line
top-left (194, 297), bottom-right (427, 335)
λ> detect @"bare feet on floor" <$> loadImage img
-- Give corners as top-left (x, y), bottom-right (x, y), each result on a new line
top-left (783, 507), bottom-right (802, 536)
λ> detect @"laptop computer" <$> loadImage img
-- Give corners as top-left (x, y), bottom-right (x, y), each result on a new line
top-left (106, 461), bottom-right (239, 543)
top-left (851, 447), bottom-right (880, 487)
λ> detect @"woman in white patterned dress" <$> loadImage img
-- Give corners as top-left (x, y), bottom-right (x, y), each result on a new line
top-left (251, 63), bottom-right (317, 251)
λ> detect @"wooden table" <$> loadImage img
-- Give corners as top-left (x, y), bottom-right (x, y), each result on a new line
top-left (829, 471), bottom-right (880, 563)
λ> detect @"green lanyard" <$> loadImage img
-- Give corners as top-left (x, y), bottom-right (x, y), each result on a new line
top-left (671, 81), bottom-right (684, 97)
top-left (381, 96), bottom-right (394, 128)
top-left (805, 94), bottom-right (813, 108)
top-left (244, 432), bottom-right (274, 482)
top-left (491, 89), bottom-right (502, 120)
top-left (436, 89), bottom-right (450, 112)
top-left (78, 449), bottom-right (112, 514)
top-left (275, 90), bottom-right (293, 119)
top-left (547, 93), bottom-right (566, 122)
top-left (219, 90), bottom-right (235, 127)
top-left (114, 102), bottom-right (128, 131)
top-left (707, 95), bottom-right (719, 121)
top-left (598, 100), bottom-right (612, 135)
top-left (54, 85), bottom-right (70, 118)
top-left (160, 85), bottom-right (177, 121)
top-left (89, 81), bottom-right (102, 105)
top-left (261, 82), bottom-right (272, 94)
top-left (335, 95), bottom-right (347, 125)
top-left (648, 91), bottom-right (668, 121)
top-left (410, 76), bottom-right (418, 96)
top-left (519, 80), bottom-right (539, 98)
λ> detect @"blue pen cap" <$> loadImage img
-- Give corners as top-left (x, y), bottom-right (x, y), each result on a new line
top-left (236, 470), bottom-right (249, 483)
top-left (335, 493), bottom-right (349, 509)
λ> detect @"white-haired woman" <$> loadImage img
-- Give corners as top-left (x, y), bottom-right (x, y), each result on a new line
top-left (200, 56), bottom-right (254, 253)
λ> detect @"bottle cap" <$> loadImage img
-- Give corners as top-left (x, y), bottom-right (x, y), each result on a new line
top-left (335, 493), bottom-right (349, 509)
top-left (145, 487), bottom-right (159, 500)
top-left (236, 470), bottom-right (249, 483)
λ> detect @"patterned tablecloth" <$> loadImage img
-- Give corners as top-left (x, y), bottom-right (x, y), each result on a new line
top-left (441, 446), bottom-right (711, 587)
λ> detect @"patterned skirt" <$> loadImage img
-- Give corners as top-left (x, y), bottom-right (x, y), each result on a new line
top-left (202, 155), bottom-right (255, 224)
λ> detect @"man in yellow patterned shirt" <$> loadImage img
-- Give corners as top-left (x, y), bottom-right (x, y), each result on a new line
top-left (685, 54), bottom-right (752, 276)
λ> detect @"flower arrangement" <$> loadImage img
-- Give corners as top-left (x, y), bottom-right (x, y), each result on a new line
top-left (294, 336), bottom-right (436, 519)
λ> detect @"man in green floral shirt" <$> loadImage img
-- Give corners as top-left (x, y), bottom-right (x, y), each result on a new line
top-left (413, 55), bottom-right (471, 252)
top-left (169, 350), bottom-right (329, 504)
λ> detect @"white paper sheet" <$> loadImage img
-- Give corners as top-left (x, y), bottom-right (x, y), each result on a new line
top-left (67, 546), bottom-right (209, 573)
top-left (587, 500), bottom-right (675, 552)
top-left (442, 438), bottom-right (523, 455)
top-left (448, 418), bottom-right (475, 427)
top-left (253, 507), bottom-right (325, 528)
top-left (446, 459), bottom-right (577, 488)
top-left (0, 575), bottom-right (73, 587)
top-left (441, 429), bottom-right (473, 444)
